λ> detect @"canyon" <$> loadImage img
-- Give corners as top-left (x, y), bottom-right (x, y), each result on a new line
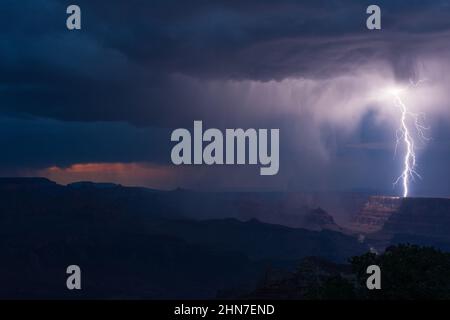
top-left (0, 177), bottom-right (449, 298)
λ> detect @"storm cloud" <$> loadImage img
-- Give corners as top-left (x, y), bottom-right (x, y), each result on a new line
top-left (1, 0), bottom-right (450, 195)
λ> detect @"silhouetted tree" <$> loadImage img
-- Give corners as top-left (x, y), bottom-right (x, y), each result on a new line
top-left (350, 244), bottom-right (450, 299)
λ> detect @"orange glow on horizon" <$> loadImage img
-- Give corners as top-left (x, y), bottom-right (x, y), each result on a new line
top-left (39, 162), bottom-right (179, 190)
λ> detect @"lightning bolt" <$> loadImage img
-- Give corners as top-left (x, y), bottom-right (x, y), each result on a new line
top-left (390, 81), bottom-right (430, 197)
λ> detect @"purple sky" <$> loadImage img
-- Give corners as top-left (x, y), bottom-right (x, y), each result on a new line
top-left (1, 0), bottom-right (450, 196)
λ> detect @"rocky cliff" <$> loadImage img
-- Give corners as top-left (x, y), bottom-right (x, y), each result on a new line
top-left (349, 196), bottom-right (402, 233)
top-left (380, 198), bottom-right (450, 240)
top-left (349, 196), bottom-right (450, 251)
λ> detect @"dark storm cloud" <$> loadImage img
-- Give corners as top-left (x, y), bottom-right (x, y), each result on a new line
top-left (2, 0), bottom-right (450, 125)
top-left (0, 116), bottom-right (171, 170)
top-left (1, 1), bottom-right (450, 195)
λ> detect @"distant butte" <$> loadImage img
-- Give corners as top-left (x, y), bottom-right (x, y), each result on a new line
top-left (349, 196), bottom-right (450, 251)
